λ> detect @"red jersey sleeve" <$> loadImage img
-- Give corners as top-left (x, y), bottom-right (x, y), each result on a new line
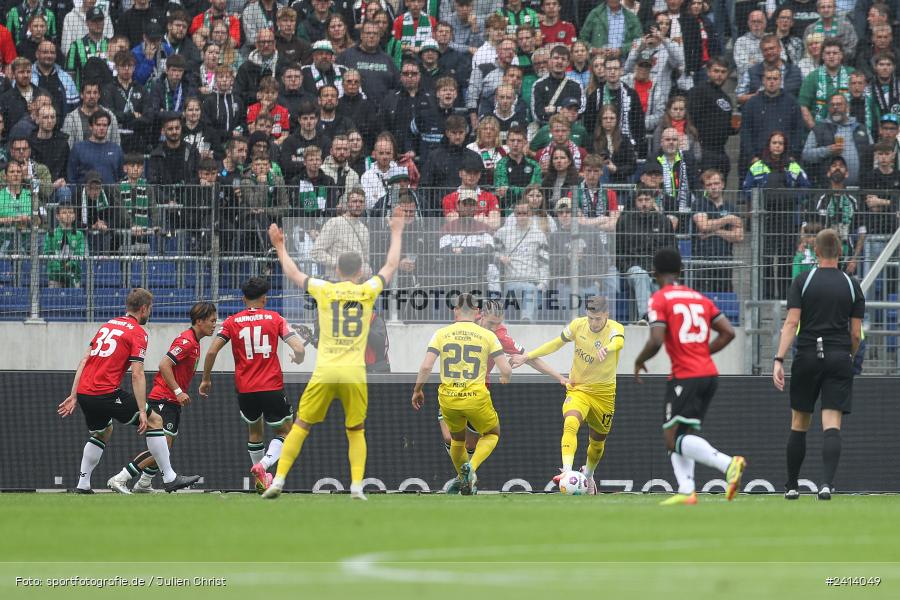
top-left (442, 192), bottom-right (458, 216)
top-left (647, 289), bottom-right (668, 327)
top-left (607, 190), bottom-right (618, 212)
top-left (484, 193), bottom-right (500, 214)
top-left (128, 326), bottom-right (148, 363)
top-left (494, 324), bottom-right (525, 355)
top-left (165, 334), bottom-right (192, 365)
top-left (216, 316), bottom-right (234, 343)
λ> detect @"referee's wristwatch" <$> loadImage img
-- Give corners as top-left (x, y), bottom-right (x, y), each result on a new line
top-left (773, 356), bottom-right (784, 363)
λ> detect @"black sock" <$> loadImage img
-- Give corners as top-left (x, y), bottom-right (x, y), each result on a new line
top-left (786, 430), bottom-right (807, 490)
top-left (822, 428), bottom-right (842, 488)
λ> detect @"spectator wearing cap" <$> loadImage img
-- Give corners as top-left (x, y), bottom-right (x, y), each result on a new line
top-left (622, 57), bottom-right (670, 138)
top-left (103, 50), bottom-right (148, 154)
top-left (867, 112), bottom-right (900, 168)
top-left (77, 169), bottom-right (125, 254)
top-left (65, 6), bottom-right (110, 90)
top-left (60, 0), bottom-right (113, 57)
top-left (417, 38), bottom-right (443, 92)
top-left (190, 0), bottom-right (241, 47)
top-left (419, 115), bottom-right (483, 213)
top-left (370, 165), bottom-right (420, 219)
top-left (441, 154), bottom-right (501, 230)
top-left (146, 53), bottom-right (195, 117)
top-left (580, 0), bottom-right (642, 60)
top-left (117, 0), bottom-right (165, 48)
top-left (467, 36), bottom-right (519, 124)
top-left (66, 109), bottom-right (123, 184)
top-left (132, 22), bottom-right (165, 87)
top-left (302, 40), bottom-right (347, 98)
top-left (740, 64), bottom-right (806, 176)
top-left (531, 45), bottom-right (585, 125)
top-left (437, 188), bottom-right (497, 289)
top-left (338, 23), bottom-right (399, 104)
top-left (44, 200), bottom-right (86, 288)
top-left (802, 92), bottom-right (872, 186)
top-left (235, 28), bottom-right (282, 105)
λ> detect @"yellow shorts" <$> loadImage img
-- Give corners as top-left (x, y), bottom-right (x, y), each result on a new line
top-left (297, 369), bottom-right (368, 427)
top-left (438, 393), bottom-right (499, 435)
top-left (562, 388), bottom-right (616, 435)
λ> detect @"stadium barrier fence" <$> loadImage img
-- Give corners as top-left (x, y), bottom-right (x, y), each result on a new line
top-left (3, 372), bottom-right (898, 493)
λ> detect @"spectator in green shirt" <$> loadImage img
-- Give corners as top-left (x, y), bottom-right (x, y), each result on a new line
top-left (45, 201), bottom-right (86, 288)
top-left (0, 161), bottom-right (32, 254)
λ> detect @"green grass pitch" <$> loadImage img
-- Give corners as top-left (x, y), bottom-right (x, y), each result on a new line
top-left (1, 492), bottom-right (897, 600)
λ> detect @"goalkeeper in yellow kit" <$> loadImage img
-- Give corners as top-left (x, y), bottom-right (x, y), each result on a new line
top-left (510, 296), bottom-right (624, 495)
top-left (412, 293), bottom-right (513, 495)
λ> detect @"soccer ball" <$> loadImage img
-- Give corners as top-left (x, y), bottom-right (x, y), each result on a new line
top-left (558, 471), bottom-right (587, 495)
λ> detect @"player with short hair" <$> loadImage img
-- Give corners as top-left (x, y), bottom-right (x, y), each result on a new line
top-left (633, 248), bottom-right (746, 505)
top-left (413, 293), bottom-right (514, 495)
top-left (106, 302), bottom-right (219, 494)
top-left (511, 296), bottom-right (624, 495)
top-left (437, 298), bottom-right (567, 493)
top-left (200, 278), bottom-right (307, 493)
top-left (57, 288), bottom-right (201, 493)
top-left (262, 212), bottom-right (406, 500)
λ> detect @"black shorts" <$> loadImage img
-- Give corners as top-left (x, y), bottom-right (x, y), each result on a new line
top-left (238, 390), bottom-right (293, 426)
top-left (148, 399), bottom-right (182, 436)
top-left (77, 389), bottom-right (142, 433)
top-left (790, 351), bottom-right (853, 414)
top-left (662, 376), bottom-right (718, 431)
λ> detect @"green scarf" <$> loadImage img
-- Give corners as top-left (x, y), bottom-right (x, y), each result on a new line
top-left (815, 66), bottom-right (850, 121)
top-left (400, 11), bottom-right (432, 47)
top-left (120, 178), bottom-right (149, 228)
top-left (500, 7), bottom-right (539, 34)
top-left (296, 179), bottom-right (327, 213)
top-left (812, 19), bottom-right (839, 38)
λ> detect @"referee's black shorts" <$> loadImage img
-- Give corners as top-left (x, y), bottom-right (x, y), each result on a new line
top-left (790, 350), bottom-right (853, 414)
top-left (77, 389), bottom-right (142, 433)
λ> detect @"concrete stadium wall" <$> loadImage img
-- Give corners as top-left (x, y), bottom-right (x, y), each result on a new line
top-left (2, 322), bottom-right (746, 374)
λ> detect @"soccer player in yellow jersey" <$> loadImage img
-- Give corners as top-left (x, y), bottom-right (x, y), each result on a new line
top-left (261, 213), bottom-right (405, 500)
top-left (412, 293), bottom-right (513, 495)
top-left (511, 296), bottom-right (624, 495)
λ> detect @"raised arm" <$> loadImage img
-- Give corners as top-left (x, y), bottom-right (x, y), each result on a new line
top-left (269, 223), bottom-right (310, 289)
top-left (377, 209), bottom-right (406, 286)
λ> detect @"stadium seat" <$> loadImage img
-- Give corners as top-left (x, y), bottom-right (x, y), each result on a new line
top-left (0, 259), bottom-right (13, 285)
top-left (93, 288), bottom-right (129, 321)
top-left (92, 260), bottom-right (123, 288)
top-left (146, 261), bottom-right (178, 288)
top-left (678, 239), bottom-right (692, 261)
top-left (41, 288), bottom-right (86, 321)
top-left (216, 289), bottom-right (246, 317)
top-left (0, 287), bottom-right (30, 320)
top-left (152, 289), bottom-right (196, 322)
top-left (709, 292), bottom-right (740, 325)
top-left (219, 260), bottom-right (254, 290)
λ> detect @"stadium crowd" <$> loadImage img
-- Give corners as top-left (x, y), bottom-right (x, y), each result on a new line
top-left (0, 0), bottom-right (897, 314)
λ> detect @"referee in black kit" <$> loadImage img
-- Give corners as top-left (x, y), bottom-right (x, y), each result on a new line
top-left (772, 229), bottom-right (865, 501)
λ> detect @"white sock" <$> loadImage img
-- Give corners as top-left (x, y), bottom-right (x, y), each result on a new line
top-left (146, 434), bottom-right (177, 483)
top-left (260, 437), bottom-right (284, 469)
top-left (679, 435), bottom-right (731, 473)
top-left (671, 452), bottom-right (696, 494)
top-left (137, 472), bottom-right (154, 487)
top-left (77, 439), bottom-right (104, 490)
top-left (561, 459), bottom-right (573, 472)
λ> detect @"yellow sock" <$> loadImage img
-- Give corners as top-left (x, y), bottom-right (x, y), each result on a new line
top-left (585, 439), bottom-right (606, 477)
top-left (561, 416), bottom-right (580, 471)
top-left (469, 433), bottom-right (499, 471)
top-left (346, 428), bottom-right (367, 486)
top-left (449, 439), bottom-right (468, 474)
top-left (275, 424), bottom-right (310, 480)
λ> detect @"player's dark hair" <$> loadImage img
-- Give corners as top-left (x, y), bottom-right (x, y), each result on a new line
top-left (337, 252), bottom-right (363, 277)
top-left (586, 296), bottom-right (609, 314)
top-left (190, 301), bottom-right (217, 324)
top-left (126, 288), bottom-right (154, 311)
top-left (455, 292), bottom-right (478, 312)
top-left (653, 248), bottom-right (683, 276)
top-left (241, 277), bottom-right (270, 300)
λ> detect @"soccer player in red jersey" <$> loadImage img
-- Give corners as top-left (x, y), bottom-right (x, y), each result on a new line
top-left (200, 278), bottom-right (307, 493)
top-left (57, 289), bottom-right (201, 493)
top-left (437, 298), bottom-right (566, 492)
top-left (106, 302), bottom-right (219, 494)
top-left (633, 249), bottom-right (747, 505)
